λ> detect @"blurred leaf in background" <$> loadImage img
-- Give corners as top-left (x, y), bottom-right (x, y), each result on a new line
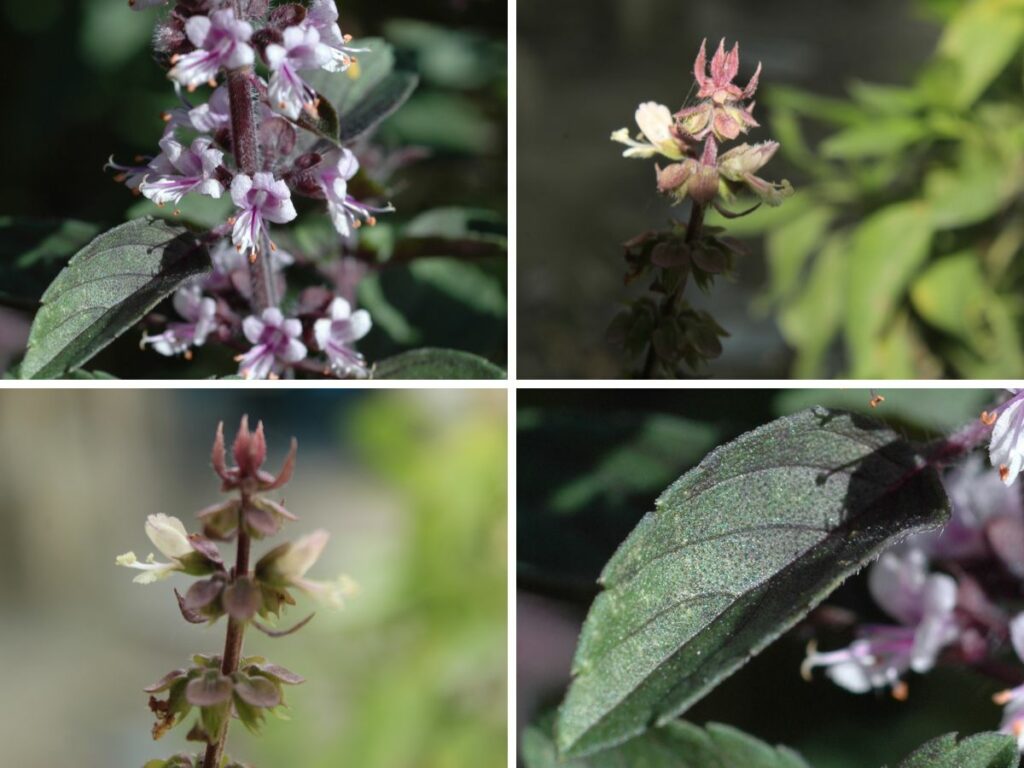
top-left (727, 0), bottom-right (1024, 378)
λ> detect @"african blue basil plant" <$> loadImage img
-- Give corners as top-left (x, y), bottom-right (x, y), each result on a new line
top-left (109, 0), bottom-right (383, 379)
top-left (117, 416), bottom-right (353, 768)
top-left (609, 39), bottom-right (792, 378)
top-left (804, 390), bottom-right (1024, 747)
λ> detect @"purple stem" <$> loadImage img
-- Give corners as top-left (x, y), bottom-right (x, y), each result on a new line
top-left (227, 68), bottom-right (278, 312)
top-left (202, 493), bottom-right (252, 768)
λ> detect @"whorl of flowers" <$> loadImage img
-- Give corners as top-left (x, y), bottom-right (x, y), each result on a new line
top-left (108, 0), bottom-right (384, 379)
top-left (117, 416), bottom-right (354, 768)
top-left (612, 38), bottom-right (792, 214)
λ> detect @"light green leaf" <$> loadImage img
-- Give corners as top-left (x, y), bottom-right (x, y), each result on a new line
top-left (910, 251), bottom-right (988, 339)
top-left (925, 149), bottom-right (1022, 229)
top-left (20, 217), bottom-right (210, 379)
top-left (523, 713), bottom-right (810, 768)
top-left (848, 81), bottom-right (924, 115)
top-left (372, 348), bottom-right (505, 379)
top-left (779, 234), bottom-right (846, 378)
top-left (556, 408), bottom-right (949, 757)
top-left (764, 206), bottom-right (833, 302)
top-left (895, 732), bottom-right (1018, 768)
top-left (844, 202), bottom-right (933, 377)
top-left (820, 117), bottom-right (930, 159)
top-left (936, 0), bottom-right (1024, 108)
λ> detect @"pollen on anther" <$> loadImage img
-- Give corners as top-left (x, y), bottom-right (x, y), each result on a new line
top-left (981, 410), bottom-right (998, 426)
top-left (1001, 465), bottom-right (1011, 482)
top-left (161, 112), bottom-right (172, 123)
top-left (184, 350), bottom-right (193, 361)
top-left (891, 681), bottom-right (908, 702)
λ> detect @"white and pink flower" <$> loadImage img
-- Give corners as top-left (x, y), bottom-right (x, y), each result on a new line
top-left (230, 172), bottom-right (298, 258)
top-left (139, 136), bottom-right (225, 206)
top-left (236, 308), bottom-right (307, 380)
top-left (314, 297), bottom-right (371, 378)
top-left (169, 9), bottom-right (254, 91)
top-left (265, 25), bottom-right (332, 119)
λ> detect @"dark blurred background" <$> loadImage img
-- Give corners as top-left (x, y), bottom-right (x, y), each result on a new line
top-left (518, 388), bottom-right (1012, 767)
top-left (0, 0), bottom-right (507, 376)
top-left (0, 389), bottom-right (506, 767)
top-left (517, 0), bottom-right (940, 378)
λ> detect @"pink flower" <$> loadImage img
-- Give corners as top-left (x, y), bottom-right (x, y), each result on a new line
top-left (237, 308), bottom-right (307, 380)
top-left (306, 0), bottom-right (366, 72)
top-left (655, 136), bottom-right (721, 206)
top-left (316, 148), bottom-right (393, 237)
top-left (802, 548), bottom-right (959, 694)
top-left (676, 38), bottom-right (760, 142)
top-left (313, 297), bottom-right (371, 378)
top-left (994, 614), bottom-right (1024, 748)
top-left (142, 285), bottom-right (219, 358)
top-left (169, 9), bottom-right (254, 91)
top-left (230, 172), bottom-right (298, 259)
top-left (139, 136), bottom-right (225, 206)
top-left (991, 391), bottom-right (1024, 485)
top-left (188, 85), bottom-right (232, 132)
top-left (717, 141), bottom-right (793, 206)
top-left (693, 38), bottom-right (760, 103)
top-left (265, 25), bottom-right (332, 119)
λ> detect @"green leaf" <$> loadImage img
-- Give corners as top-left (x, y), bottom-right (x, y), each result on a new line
top-left (820, 117), bottom-right (930, 159)
top-left (848, 80), bottom-right (924, 115)
top-left (936, 0), bottom-right (1024, 108)
top-left (764, 205), bottom-right (833, 302)
top-left (62, 369), bottom-right (118, 380)
top-left (925, 147), bottom-right (1023, 229)
top-left (338, 71), bottom-right (419, 144)
top-left (895, 732), bottom-right (1018, 768)
top-left (844, 202), bottom-right (933, 377)
top-left (0, 217), bottom-right (101, 307)
top-left (126, 193), bottom-right (234, 230)
top-left (372, 348), bottom-right (504, 379)
top-left (19, 217), bottom-right (210, 379)
top-left (382, 92), bottom-right (494, 153)
top-left (910, 251), bottom-right (988, 339)
top-left (778, 234), bottom-right (847, 378)
top-left (306, 38), bottom-right (395, 116)
top-left (523, 713), bottom-right (810, 768)
top-left (407, 258), bottom-right (506, 317)
top-left (556, 408), bottom-right (950, 757)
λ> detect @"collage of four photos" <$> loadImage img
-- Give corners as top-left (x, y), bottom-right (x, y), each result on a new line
top-left (5, 0), bottom-right (1024, 766)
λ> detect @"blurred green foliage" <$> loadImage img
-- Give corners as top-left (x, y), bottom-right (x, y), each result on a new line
top-left (711, 0), bottom-right (1024, 378)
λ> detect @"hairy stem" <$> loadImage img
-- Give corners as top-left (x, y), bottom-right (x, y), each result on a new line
top-left (227, 68), bottom-right (278, 312)
top-left (202, 495), bottom-right (252, 768)
top-left (640, 202), bottom-right (706, 379)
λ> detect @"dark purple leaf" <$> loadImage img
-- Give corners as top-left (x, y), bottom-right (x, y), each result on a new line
top-left (223, 576), bottom-right (261, 621)
top-left (185, 672), bottom-right (233, 707)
